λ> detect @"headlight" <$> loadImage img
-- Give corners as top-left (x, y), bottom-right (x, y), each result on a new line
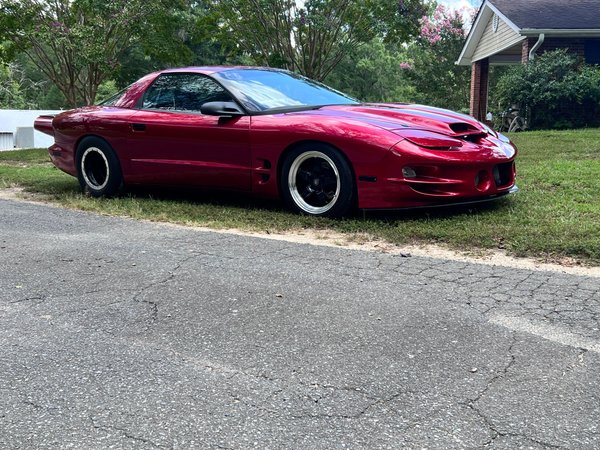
top-left (394, 130), bottom-right (463, 150)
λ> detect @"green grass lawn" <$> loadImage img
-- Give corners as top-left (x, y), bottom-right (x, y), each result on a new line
top-left (1, 129), bottom-right (599, 266)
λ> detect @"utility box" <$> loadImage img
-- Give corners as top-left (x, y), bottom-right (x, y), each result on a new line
top-left (0, 132), bottom-right (14, 151)
top-left (15, 127), bottom-right (35, 148)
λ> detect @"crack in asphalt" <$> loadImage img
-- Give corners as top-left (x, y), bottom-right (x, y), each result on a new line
top-left (131, 253), bottom-right (200, 327)
top-left (458, 334), bottom-right (571, 449)
top-left (161, 348), bottom-right (422, 421)
top-left (22, 400), bottom-right (44, 410)
top-left (374, 253), bottom-right (600, 338)
top-left (9, 294), bottom-right (45, 304)
top-left (483, 432), bottom-right (568, 449)
top-left (89, 415), bottom-right (164, 449)
top-left (2, 201), bottom-right (600, 448)
top-left (286, 392), bottom-right (405, 420)
top-left (462, 332), bottom-right (519, 447)
top-left (229, 387), bottom-right (407, 421)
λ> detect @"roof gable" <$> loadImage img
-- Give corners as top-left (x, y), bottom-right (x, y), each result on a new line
top-left (457, 1), bottom-right (520, 65)
top-left (471, 11), bottom-right (523, 62)
top-left (457, 0), bottom-right (600, 65)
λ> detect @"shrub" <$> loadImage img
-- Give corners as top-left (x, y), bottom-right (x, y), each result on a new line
top-left (495, 49), bottom-right (600, 129)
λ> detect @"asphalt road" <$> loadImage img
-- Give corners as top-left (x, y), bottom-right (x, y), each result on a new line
top-left (1, 198), bottom-right (599, 449)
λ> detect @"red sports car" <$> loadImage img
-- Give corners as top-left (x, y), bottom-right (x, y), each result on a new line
top-left (35, 66), bottom-right (517, 217)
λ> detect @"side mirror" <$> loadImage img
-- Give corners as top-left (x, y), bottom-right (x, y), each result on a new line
top-left (201, 101), bottom-right (244, 117)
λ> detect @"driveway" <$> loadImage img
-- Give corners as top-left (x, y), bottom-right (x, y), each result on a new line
top-left (1, 198), bottom-right (599, 449)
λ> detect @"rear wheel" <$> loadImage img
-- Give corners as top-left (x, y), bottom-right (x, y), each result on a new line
top-left (76, 137), bottom-right (123, 197)
top-left (280, 143), bottom-right (354, 217)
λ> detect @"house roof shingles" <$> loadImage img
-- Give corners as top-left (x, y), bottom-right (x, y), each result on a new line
top-left (491, 0), bottom-right (600, 30)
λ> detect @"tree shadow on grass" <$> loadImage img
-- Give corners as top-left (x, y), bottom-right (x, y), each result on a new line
top-left (124, 184), bottom-right (515, 223)
top-left (125, 185), bottom-right (285, 213)
top-left (361, 197), bottom-right (514, 222)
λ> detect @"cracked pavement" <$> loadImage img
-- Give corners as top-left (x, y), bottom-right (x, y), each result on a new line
top-left (1, 199), bottom-right (599, 449)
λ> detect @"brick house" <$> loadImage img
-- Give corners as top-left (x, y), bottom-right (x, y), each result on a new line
top-left (457, 0), bottom-right (600, 121)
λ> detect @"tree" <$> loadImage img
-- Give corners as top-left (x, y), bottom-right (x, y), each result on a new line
top-left (208, 0), bottom-right (428, 81)
top-left (400, 4), bottom-right (471, 111)
top-left (326, 38), bottom-right (414, 102)
top-left (0, 62), bottom-right (32, 109)
top-left (0, 0), bottom-right (194, 107)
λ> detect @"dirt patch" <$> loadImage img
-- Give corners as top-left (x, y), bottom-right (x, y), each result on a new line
top-left (0, 187), bottom-right (25, 199)
top-left (191, 226), bottom-right (600, 278)
top-left (0, 187), bottom-right (51, 205)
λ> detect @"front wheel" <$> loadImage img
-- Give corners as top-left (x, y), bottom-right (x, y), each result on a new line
top-left (280, 144), bottom-right (355, 217)
top-left (76, 137), bottom-right (123, 197)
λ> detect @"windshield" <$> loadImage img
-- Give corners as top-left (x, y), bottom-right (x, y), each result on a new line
top-left (213, 69), bottom-right (359, 112)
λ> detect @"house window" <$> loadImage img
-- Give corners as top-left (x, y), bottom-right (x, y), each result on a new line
top-left (584, 40), bottom-right (600, 65)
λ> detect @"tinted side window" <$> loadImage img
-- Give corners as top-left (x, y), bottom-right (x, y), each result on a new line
top-left (142, 74), bottom-right (232, 112)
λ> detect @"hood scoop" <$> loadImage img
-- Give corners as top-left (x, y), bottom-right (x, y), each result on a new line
top-left (449, 122), bottom-right (487, 142)
top-left (449, 122), bottom-right (479, 134)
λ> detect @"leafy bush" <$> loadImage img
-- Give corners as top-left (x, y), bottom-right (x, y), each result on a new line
top-left (495, 49), bottom-right (600, 129)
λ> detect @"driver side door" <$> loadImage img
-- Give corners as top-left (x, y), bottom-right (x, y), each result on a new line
top-left (123, 72), bottom-right (251, 191)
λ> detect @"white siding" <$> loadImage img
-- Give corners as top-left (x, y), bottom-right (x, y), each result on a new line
top-left (0, 109), bottom-right (62, 149)
top-left (0, 132), bottom-right (13, 151)
top-left (472, 15), bottom-right (525, 62)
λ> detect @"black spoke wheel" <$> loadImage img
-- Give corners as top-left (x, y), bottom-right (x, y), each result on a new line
top-left (280, 143), bottom-right (355, 217)
top-left (76, 137), bottom-right (123, 197)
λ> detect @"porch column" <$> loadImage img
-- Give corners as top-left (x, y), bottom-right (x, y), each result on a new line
top-left (469, 58), bottom-right (489, 121)
top-left (521, 38), bottom-right (531, 63)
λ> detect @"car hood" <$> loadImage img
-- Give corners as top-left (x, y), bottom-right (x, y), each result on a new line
top-left (291, 103), bottom-right (493, 138)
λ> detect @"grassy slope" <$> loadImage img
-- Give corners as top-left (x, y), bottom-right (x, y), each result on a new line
top-left (0, 128), bottom-right (599, 265)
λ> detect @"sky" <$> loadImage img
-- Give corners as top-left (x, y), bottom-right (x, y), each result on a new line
top-left (437, 0), bottom-right (481, 29)
top-left (438, 0), bottom-right (481, 9)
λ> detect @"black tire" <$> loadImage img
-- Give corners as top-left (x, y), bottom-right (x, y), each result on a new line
top-left (280, 143), bottom-right (355, 217)
top-left (76, 137), bottom-right (123, 197)
top-left (508, 116), bottom-right (526, 132)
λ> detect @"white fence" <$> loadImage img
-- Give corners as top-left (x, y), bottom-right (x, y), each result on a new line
top-left (0, 110), bottom-right (63, 151)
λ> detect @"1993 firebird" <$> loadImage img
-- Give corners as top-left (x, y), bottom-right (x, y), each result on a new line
top-left (34, 66), bottom-right (517, 217)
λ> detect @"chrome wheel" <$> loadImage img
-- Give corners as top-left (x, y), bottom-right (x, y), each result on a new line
top-left (288, 151), bottom-right (341, 215)
top-left (81, 147), bottom-right (110, 190)
top-left (76, 137), bottom-right (123, 197)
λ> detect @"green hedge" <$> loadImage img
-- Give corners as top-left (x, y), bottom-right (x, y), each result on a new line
top-left (496, 49), bottom-right (600, 130)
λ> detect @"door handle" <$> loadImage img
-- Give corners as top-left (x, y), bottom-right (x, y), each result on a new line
top-left (131, 123), bottom-right (146, 132)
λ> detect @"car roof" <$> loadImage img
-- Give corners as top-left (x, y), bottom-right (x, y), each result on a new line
top-left (159, 66), bottom-right (287, 75)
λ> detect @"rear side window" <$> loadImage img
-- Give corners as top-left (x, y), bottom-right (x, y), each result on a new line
top-left (141, 73), bottom-right (232, 112)
top-left (97, 86), bottom-right (128, 106)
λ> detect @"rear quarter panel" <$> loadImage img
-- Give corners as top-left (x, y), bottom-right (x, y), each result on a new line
top-left (51, 107), bottom-right (137, 177)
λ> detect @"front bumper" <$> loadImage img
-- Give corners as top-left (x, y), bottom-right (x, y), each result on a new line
top-left (356, 138), bottom-right (518, 209)
top-left (379, 185), bottom-right (518, 211)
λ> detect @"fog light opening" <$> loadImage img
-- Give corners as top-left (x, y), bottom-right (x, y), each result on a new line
top-left (403, 166), bottom-right (417, 178)
top-left (493, 165), bottom-right (501, 185)
top-left (475, 170), bottom-right (491, 192)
